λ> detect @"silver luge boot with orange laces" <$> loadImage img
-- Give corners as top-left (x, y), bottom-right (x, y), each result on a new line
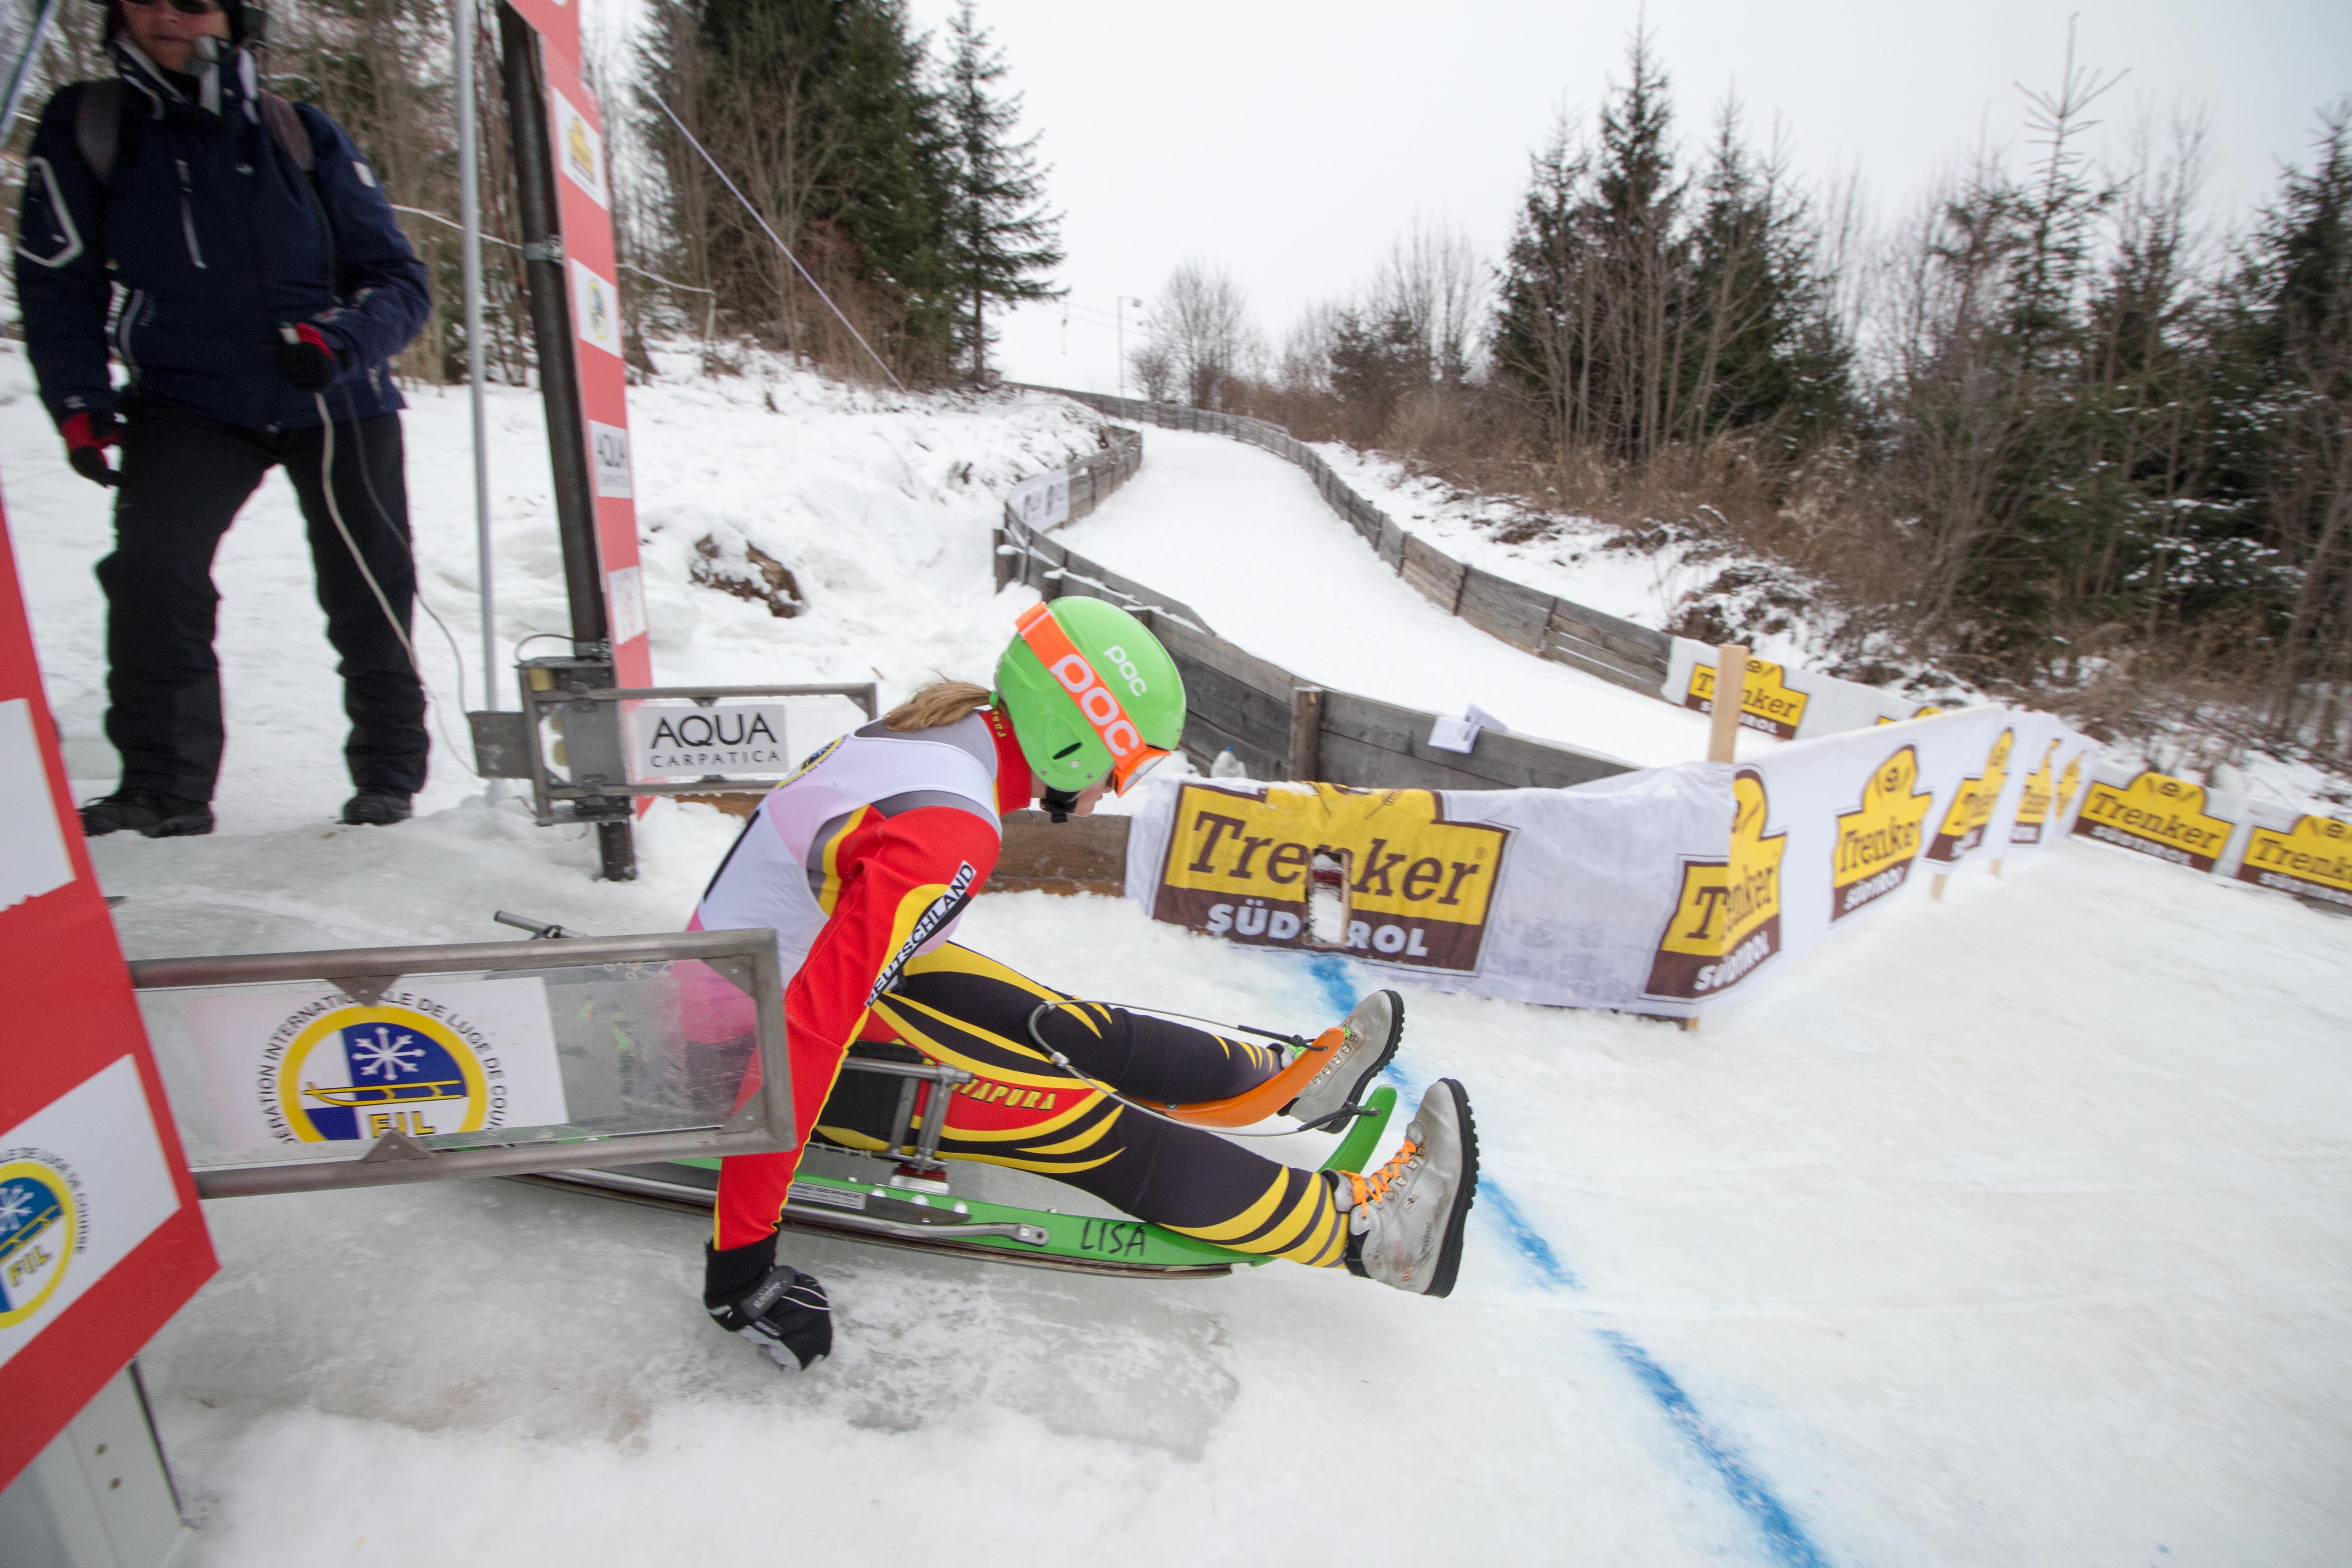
top-left (1282, 990), bottom-right (1405, 1129)
top-left (1331, 1078), bottom-right (1479, 1297)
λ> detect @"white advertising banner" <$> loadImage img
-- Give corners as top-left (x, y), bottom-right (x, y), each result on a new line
top-left (2222, 804), bottom-right (2352, 910)
top-left (1713, 709), bottom-right (2099, 1003)
top-left (1663, 637), bottom-right (1943, 740)
top-left (2069, 762), bottom-right (2248, 874)
top-left (1127, 708), bottom-right (2102, 1016)
top-left (630, 701), bottom-right (792, 783)
top-left (169, 978), bottom-right (568, 1166)
top-left (0, 1058), bottom-right (181, 1369)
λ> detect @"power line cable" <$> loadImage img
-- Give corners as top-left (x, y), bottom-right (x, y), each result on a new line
top-left (642, 91), bottom-right (907, 393)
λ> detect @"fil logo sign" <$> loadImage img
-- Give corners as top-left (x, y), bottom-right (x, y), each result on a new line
top-left (1154, 783), bottom-right (1507, 972)
top-left (260, 1000), bottom-right (517, 1144)
top-left (0, 1151), bottom-right (83, 1330)
top-left (630, 703), bottom-right (791, 783)
top-left (570, 258), bottom-right (623, 359)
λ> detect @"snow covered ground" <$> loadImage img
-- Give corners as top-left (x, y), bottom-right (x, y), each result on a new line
top-left (7, 351), bottom-right (2351, 1565)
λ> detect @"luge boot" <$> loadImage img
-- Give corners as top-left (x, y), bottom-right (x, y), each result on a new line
top-left (1332, 1077), bottom-right (1478, 1298)
top-left (1282, 990), bottom-right (1404, 1128)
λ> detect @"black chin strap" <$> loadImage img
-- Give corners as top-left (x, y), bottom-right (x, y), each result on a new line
top-left (1039, 786), bottom-right (1082, 823)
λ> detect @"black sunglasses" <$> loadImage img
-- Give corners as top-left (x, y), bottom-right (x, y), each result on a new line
top-left (121, 0), bottom-right (224, 15)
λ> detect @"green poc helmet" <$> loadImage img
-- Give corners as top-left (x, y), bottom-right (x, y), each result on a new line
top-left (995, 597), bottom-right (1186, 795)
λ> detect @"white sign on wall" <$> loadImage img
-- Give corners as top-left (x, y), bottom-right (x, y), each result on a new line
top-left (630, 703), bottom-right (792, 782)
top-left (0, 1058), bottom-right (182, 1369)
top-left (1008, 470), bottom-right (1070, 531)
top-left (0, 698), bottom-right (71, 911)
top-left (171, 978), bottom-right (569, 1166)
top-left (571, 258), bottom-right (623, 359)
top-left (549, 86), bottom-right (609, 209)
top-left (590, 420), bottom-right (634, 499)
top-left (607, 564), bottom-right (647, 647)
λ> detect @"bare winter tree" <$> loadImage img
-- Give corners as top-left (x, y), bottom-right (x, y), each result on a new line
top-left (1137, 260), bottom-right (1254, 408)
top-left (1367, 219), bottom-right (1486, 385)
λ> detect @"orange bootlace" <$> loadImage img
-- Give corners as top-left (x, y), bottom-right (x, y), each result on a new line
top-left (1342, 1136), bottom-right (1421, 1210)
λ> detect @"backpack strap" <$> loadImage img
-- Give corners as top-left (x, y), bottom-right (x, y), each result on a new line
top-left (257, 91), bottom-right (315, 175)
top-left (73, 80), bottom-right (313, 181)
top-left (74, 78), bottom-right (122, 183)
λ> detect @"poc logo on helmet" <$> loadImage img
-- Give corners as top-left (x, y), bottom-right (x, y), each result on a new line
top-left (1046, 653), bottom-right (1144, 757)
top-left (1101, 645), bottom-right (1149, 696)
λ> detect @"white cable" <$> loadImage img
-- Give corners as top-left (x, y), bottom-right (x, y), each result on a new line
top-left (644, 90), bottom-right (907, 394)
top-left (313, 390), bottom-right (480, 779)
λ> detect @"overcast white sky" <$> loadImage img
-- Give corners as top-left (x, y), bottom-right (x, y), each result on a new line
top-left (892, 0), bottom-right (2351, 394)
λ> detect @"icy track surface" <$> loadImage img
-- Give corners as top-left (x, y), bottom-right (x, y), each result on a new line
top-left (4, 350), bottom-right (2347, 1563)
top-left (109, 837), bottom-right (2352, 1567)
top-left (1054, 424), bottom-right (1761, 768)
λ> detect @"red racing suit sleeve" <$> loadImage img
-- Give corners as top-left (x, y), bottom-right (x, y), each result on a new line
top-left (714, 803), bottom-right (999, 1250)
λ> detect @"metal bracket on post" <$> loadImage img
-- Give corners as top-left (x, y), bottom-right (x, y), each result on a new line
top-left (358, 1129), bottom-right (436, 1163)
top-left (504, 670), bottom-right (881, 827)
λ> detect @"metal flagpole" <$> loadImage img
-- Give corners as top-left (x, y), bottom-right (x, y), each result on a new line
top-left (0, 0), bottom-right (63, 136)
top-left (455, 0), bottom-right (497, 711)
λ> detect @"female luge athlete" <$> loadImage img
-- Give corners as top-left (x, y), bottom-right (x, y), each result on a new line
top-left (686, 597), bottom-right (1480, 1372)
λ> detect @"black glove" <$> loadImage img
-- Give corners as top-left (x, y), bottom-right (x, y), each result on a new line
top-left (276, 322), bottom-right (336, 393)
top-left (62, 410), bottom-right (119, 487)
top-left (705, 1240), bottom-right (832, 1372)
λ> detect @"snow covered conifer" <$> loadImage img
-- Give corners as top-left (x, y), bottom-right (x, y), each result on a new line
top-left (940, 1), bottom-right (1064, 383)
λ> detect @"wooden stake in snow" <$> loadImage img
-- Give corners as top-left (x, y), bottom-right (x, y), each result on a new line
top-left (1688, 644), bottom-right (1752, 1030)
top-left (1708, 644), bottom-right (1749, 764)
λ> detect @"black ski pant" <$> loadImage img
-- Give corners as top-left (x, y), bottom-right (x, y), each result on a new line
top-left (98, 398), bottom-right (426, 803)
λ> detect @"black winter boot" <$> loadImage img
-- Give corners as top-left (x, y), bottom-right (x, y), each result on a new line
top-left (341, 788), bottom-right (412, 826)
top-left (80, 788), bottom-right (214, 838)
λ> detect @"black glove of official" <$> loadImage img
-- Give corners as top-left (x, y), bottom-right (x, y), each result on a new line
top-left (276, 323), bottom-right (337, 393)
top-left (62, 410), bottom-right (119, 487)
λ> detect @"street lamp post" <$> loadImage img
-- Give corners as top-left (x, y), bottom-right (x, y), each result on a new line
top-left (1116, 295), bottom-right (1143, 402)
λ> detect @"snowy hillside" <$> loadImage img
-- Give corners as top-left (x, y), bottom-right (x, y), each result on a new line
top-left (6, 350), bottom-right (2351, 1566)
top-left (1, 339), bottom-right (1113, 834)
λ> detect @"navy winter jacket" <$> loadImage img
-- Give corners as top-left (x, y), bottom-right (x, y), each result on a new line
top-left (12, 39), bottom-right (431, 435)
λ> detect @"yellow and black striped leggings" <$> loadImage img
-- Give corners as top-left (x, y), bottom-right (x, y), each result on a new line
top-left (721, 943), bottom-right (1348, 1266)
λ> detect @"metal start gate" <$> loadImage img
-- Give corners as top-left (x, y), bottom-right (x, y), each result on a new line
top-left (128, 929), bottom-right (794, 1197)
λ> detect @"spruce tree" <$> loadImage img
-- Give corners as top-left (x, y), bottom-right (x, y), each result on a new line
top-left (642, 0), bottom-right (959, 377)
top-left (940, 1), bottom-right (1063, 381)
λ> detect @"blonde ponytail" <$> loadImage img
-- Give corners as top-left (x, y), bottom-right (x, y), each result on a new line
top-left (883, 679), bottom-right (995, 732)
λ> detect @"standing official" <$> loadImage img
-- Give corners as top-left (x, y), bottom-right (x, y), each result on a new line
top-left (14, 0), bottom-right (432, 836)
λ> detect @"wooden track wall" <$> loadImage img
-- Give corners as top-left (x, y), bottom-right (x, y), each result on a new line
top-left (1019, 386), bottom-right (1675, 696)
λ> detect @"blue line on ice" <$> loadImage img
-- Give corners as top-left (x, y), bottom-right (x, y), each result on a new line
top-left (1303, 955), bottom-right (1834, 1568)
top-left (1597, 1332), bottom-right (1834, 1568)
